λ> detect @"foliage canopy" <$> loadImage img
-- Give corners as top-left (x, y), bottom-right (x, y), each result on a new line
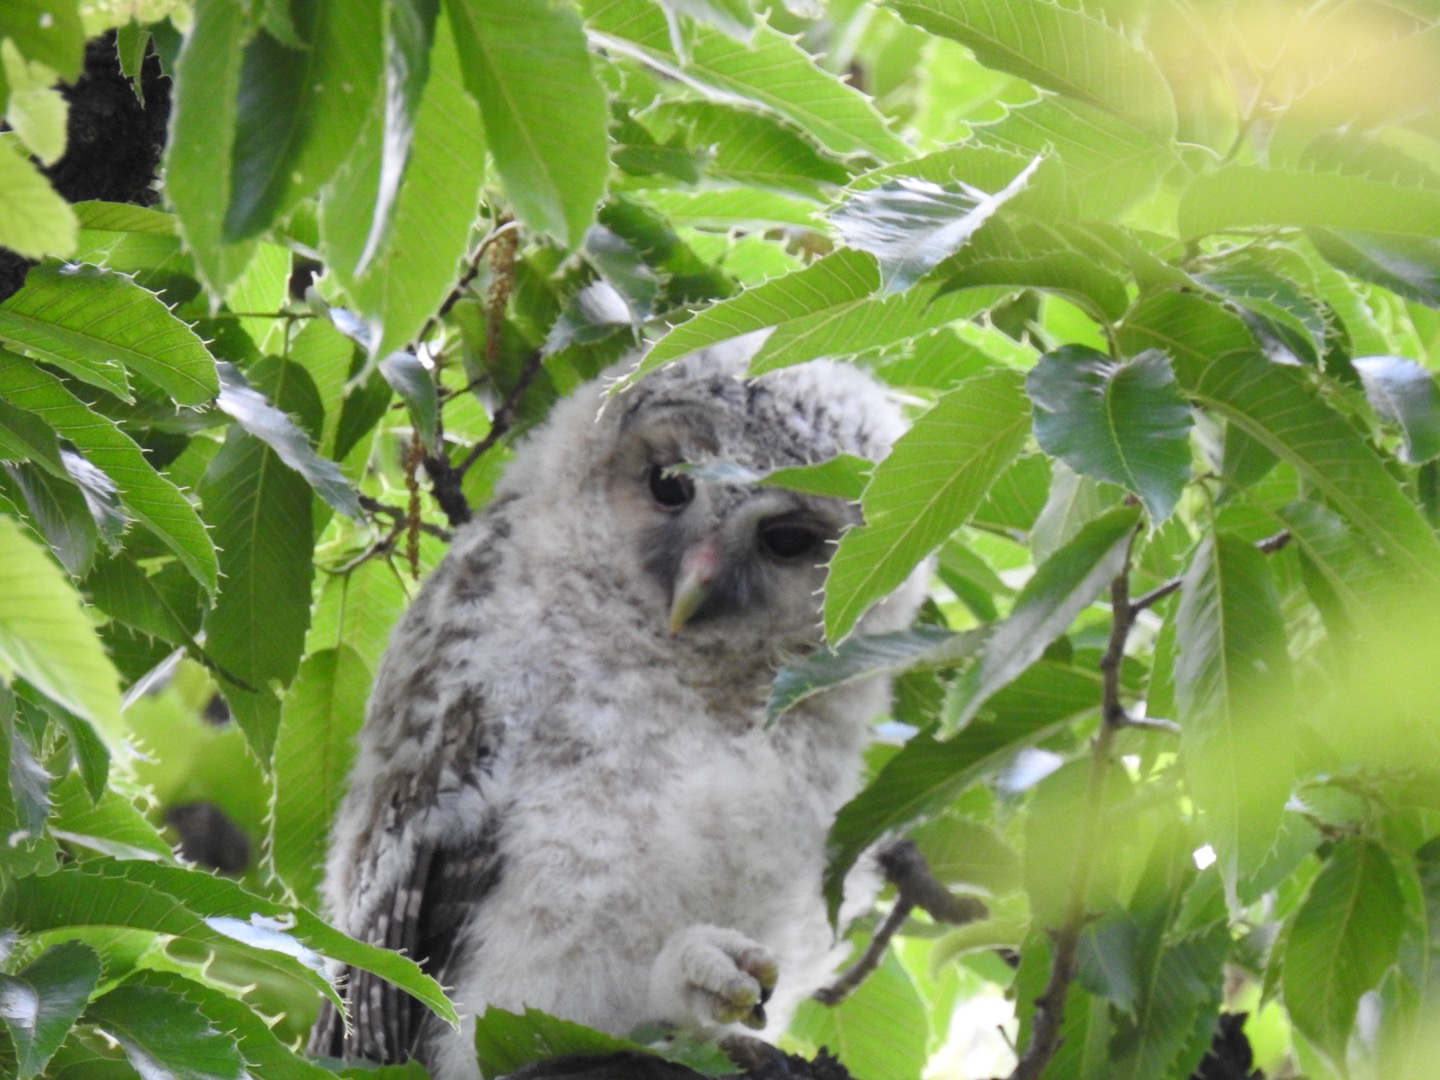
top-left (2, 1), bottom-right (1440, 1078)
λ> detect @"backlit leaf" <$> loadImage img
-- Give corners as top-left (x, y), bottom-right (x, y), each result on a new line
top-left (1283, 839), bottom-right (1405, 1067)
top-left (0, 262), bottom-right (218, 406)
top-left (1352, 355), bottom-right (1440, 463)
top-left (0, 515), bottom-right (122, 736)
top-left (449, 0), bottom-right (607, 247)
top-left (825, 368), bottom-right (1031, 641)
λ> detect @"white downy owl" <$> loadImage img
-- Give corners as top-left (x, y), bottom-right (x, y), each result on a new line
top-left (312, 338), bottom-right (928, 1079)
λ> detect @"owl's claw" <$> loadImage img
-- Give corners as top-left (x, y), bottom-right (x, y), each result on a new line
top-left (649, 925), bottom-right (779, 1034)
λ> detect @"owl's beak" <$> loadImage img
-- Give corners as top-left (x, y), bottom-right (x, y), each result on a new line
top-left (669, 539), bottom-right (721, 634)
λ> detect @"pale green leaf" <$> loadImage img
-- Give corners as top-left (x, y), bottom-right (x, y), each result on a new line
top-left (1283, 838), bottom-right (1405, 1067)
top-left (768, 625), bottom-right (982, 720)
top-left (215, 361), bottom-right (363, 518)
top-left (322, 15), bottom-right (486, 361)
top-left (164, 0), bottom-right (256, 295)
top-left (1188, 354), bottom-right (1440, 588)
top-left (2, 40), bottom-right (69, 165)
top-left (0, 262), bottom-right (219, 406)
top-left (623, 248), bottom-right (877, 384)
top-left (1115, 291), bottom-right (1257, 386)
top-left (449, 0), bottom-right (606, 247)
top-left (637, 186), bottom-right (820, 230)
top-left (200, 427), bottom-right (316, 759)
top-left (1174, 533), bottom-right (1294, 887)
top-left (825, 368), bottom-right (1031, 641)
top-left (824, 661), bottom-right (1102, 922)
top-left (946, 505), bottom-right (1140, 731)
top-left (0, 515), bottom-right (122, 735)
top-left (585, 0), bottom-right (907, 161)
top-left (1179, 167), bottom-right (1440, 241)
top-left (789, 952), bottom-right (928, 1080)
top-left (0, 136), bottom-right (75, 260)
top-left (0, 0), bottom-right (84, 80)
top-left (885, 0), bottom-right (1176, 137)
top-left (270, 647), bottom-right (370, 907)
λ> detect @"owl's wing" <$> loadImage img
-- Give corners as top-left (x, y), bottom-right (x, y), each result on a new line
top-left (311, 818), bottom-right (503, 1064)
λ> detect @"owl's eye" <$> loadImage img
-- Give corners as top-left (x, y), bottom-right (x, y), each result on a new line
top-left (647, 464), bottom-right (695, 511)
top-left (759, 523), bottom-right (822, 561)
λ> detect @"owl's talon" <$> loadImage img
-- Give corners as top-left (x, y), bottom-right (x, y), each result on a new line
top-left (650, 925), bottom-right (780, 1034)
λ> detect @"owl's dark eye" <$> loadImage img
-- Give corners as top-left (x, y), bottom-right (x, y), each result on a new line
top-left (759, 523), bottom-right (822, 561)
top-left (647, 464), bottom-right (695, 511)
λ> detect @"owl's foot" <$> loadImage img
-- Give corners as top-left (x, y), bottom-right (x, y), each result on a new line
top-left (649, 925), bottom-right (778, 1033)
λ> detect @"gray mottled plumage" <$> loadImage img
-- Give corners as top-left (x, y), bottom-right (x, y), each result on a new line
top-left (312, 338), bottom-right (928, 1078)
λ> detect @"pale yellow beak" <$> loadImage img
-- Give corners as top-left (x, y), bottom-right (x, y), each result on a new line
top-left (668, 539), bottom-right (722, 634)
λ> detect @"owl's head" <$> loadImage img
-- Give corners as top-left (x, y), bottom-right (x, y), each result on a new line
top-left (498, 335), bottom-right (921, 659)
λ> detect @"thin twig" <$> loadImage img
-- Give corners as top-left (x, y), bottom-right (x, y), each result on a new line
top-left (814, 840), bottom-right (986, 1007)
top-left (1008, 530), bottom-right (1140, 1080)
top-left (1130, 530), bottom-right (1291, 614)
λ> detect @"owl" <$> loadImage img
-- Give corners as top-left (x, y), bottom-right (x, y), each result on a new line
top-left (311, 336), bottom-right (929, 1079)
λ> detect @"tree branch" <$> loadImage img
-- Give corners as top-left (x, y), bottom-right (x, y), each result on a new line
top-left (813, 840), bottom-right (986, 1007)
top-left (1008, 529), bottom-right (1139, 1080)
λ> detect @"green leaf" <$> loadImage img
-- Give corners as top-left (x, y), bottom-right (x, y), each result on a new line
top-left (0, 515), bottom-right (122, 736)
top-left (946, 504), bottom-right (1140, 731)
top-left (200, 425), bottom-right (316, 759)
top-left (0, 941), bottom-right (101, 1080)
top-left (0, 1), bottom-right (84, 80)
top-left (0, 397), bottom-right (66, 477)
top-left (1116, 291), bottom-right (1257, 386)
top-left (761, 454), bottom-right (871, 501)
top-left (1187, 353), bottom-right (1440, 588)
top-left (358, 0), bottom-right (438, 271)
top-left (1173, 533), bottom-right (1294, 888)
top-left (1353, 355), bottom-right (1440, 464)
top-left (3, 459), bottom-right (104, 577)
top-left (82, 553), bottom-right (203, 650)
top-left (768, 626), bottom-right (982, 721)
top-left (1309, 229), bottom-right (1440, 310)
top-left (585, 0), bottom-right (907, 161)
top-left (649, 101), bottom-right (848, 199)
top-left (1283, 838), bottom-right (1405, 1067)
top-left (658, 0), bottom-right (754, 41)
top-left (975, 96), bottom-right (1172, 218)
top-left (830, 158), bottom-right (1040, 294)
top-left (940, 247), bottom-right (1130, 324)
top-left (322, 14), bottom-right (486, 362)
top-left (270, 646), bottom-right (370, 907)
top-left (3, 41), bottom-right (69, 166)
top-left (127, 969), bottom-right (335, 1080)
top-left (1, 702), bottom-right (48, 842)
top-left (789, 951), bottom-right (929, 1080)
top-left (825, 368), bottom-right (1031, 641)
top-left (0, 170), bottom-right (57, 247)
top-left (164, 0), bottom-right (256, 296)
top-left (48, 771), bottom-right (175, 862)
top-left (623, 248), bottom-right (877, 384)
top-left (0, 350), bottom-right (218, 591)
top-left (377, 352), bottom-right (438, 453)
top-left (1179, 167), bottom-right (1440, 241)
top-left (885, 0), bottom-right (1176, 137)
top-left (448, 0), bottom-right (607, 247)
top-left (0, 262), bottom-right (219, 406)
top-left (215, 361), bottom-right (363, 518)
top-left (9, 860), bottom-right (457, 1027)
top-left (225, 0), bottom-right (382, 240)
top-left (1028, 346), bottom-right (1192, 522)
top-left (824, 661), bottom-right (1102, 923)
top-left (473, 1007), bottom-right (652, 1077)
top-left (85, 982), bottom-right (248, 1080)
